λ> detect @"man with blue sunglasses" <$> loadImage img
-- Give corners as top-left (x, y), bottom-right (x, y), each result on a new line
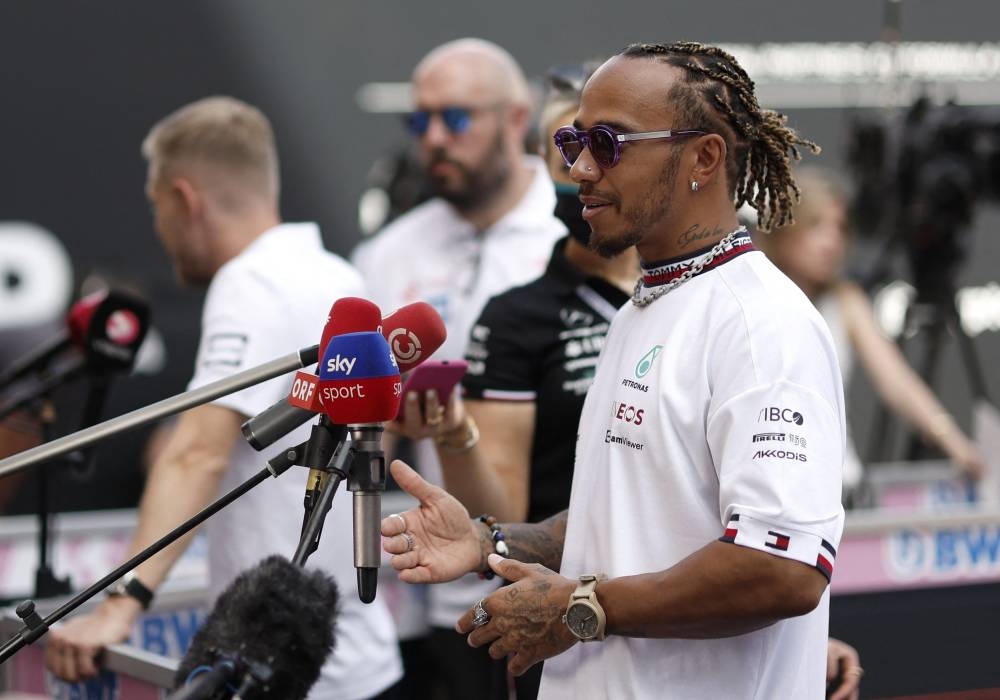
top-left (353, 38), bottom-right (564, 700)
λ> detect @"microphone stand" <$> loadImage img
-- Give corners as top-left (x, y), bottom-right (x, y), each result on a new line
top-left (292, 427), bottom-right (352, 566)
top-left (34, 372), bottom-right (115, 599)
top-left (0, 442), bottom-right (309, 664)
top-left (34, 399), bottom-right (73, 600)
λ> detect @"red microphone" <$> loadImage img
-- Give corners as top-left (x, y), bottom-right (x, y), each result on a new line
top-left (380, 301), bottom-right (447, 372)
top-left (321, 297), bottom-right (381, 361)
top-left (240, 297), bottom-right (382, 450)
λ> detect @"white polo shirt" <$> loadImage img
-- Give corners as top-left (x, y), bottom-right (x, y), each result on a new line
top-left (539, 237), bottom-right (846, 699)
top-left (188, 222), bottom-right (403, 700)
top-left (353, 156), bottom-right (566, 627)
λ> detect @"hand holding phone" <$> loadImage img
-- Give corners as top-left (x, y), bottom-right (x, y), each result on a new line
top-left (396, 360), bottom-right (468, 422)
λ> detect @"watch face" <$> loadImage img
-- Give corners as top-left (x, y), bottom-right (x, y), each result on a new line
top-left (566, 602), bottom-right (600, 639)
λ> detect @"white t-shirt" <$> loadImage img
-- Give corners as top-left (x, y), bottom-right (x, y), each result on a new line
top-left (188, 222), bottom-right (403, 700)
top-left (539, 237), bottom-right (846, 700)
top-left (353, 156), bottom-right (566, 627)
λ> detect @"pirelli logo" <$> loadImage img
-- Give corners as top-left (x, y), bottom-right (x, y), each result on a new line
top-left (752, 432), bottom-right (785, 443)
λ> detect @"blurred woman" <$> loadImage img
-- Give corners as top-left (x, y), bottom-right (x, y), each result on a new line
top-left (755, 166), bottom-right (985, 500)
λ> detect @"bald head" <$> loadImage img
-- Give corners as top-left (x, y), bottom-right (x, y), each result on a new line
top-left (413, 38), bottom-right (530, 108)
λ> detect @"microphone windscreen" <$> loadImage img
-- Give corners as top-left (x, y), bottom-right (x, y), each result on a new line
top-left (319, 297), bottom-right (381, 361)
top-left (66, 290), bottom-right (109, 346)
top-left (174, 555), bottom-right (338, 700)
top-left (318, 332), bottom-right (401, 423)
top-left (380, 302), bottom-right (447, 372)
top-left (80, 289), bottom-right (151, 371)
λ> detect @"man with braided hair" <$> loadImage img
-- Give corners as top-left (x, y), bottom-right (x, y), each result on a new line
top-left (379, 42), bottom-right (846, 699)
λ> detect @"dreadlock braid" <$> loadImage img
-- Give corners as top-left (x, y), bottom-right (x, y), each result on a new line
top-left (619, 41), bottom-right (820, 231)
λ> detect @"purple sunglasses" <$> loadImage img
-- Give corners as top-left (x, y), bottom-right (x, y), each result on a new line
top-left (553, 125), bottom-right (706, 169)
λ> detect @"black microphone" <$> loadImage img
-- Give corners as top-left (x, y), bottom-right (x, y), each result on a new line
top-left (0, 289), bottom-right (150, 420)
top-left (0, 288), bottom-right (149, 389)
top-left (172, 555), bottom-right (338, 700)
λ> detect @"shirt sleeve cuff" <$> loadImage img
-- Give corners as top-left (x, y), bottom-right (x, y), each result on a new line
top-left (718, 512), bottom-right (838, 581)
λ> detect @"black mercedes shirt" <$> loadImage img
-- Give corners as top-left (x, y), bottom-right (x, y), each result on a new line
top-left (463, 238), bottom-right (630, 522)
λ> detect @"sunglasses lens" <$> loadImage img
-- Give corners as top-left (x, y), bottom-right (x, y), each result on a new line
top-left (555, 129), bottom-right (583, 165)
top-left (406, 111), bottom-right (430, 136)
top-left (442, 108), bottom-right (472, 134)
top-left (590, 128), bottom-right (617, 168)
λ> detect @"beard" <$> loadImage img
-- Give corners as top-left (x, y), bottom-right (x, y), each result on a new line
top-left (588, 146), bottom-right (684, 259)
top-left (428, 128), bottom-right (510, 212)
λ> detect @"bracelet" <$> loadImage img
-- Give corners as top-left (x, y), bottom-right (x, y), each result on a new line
top-left (435, 415), bottom-right (480, 453)
top-left (477, 514), bottom-right (509, 579)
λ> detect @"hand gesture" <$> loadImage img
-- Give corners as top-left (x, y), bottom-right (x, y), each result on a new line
top-left (381, 459), bottom-right (484, 583)
top-left (44, 596), bottom-right (142, 682)
top-left (456, 554), bottom-right (578, 676)
top-left (826, 637), bottom-right (863, 700)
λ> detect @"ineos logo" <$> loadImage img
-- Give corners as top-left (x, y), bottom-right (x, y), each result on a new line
top-left (105, 310), bottom-right (141, 345)
top-left (388, 327), bottom-right (422, 363)
top-left (612, 402), bottom-right (645, 426)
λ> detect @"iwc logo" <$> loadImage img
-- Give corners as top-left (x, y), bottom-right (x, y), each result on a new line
top-left (634, 344), bottom-right (663, 379)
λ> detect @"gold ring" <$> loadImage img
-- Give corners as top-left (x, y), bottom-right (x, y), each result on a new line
top-left (845, 666), bottom-right (864, 677)
top-left (390, 512), bottom-right (407, 532)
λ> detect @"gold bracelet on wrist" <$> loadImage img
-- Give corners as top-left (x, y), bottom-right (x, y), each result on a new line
top-left (435, 415), bottom-right (480, 453)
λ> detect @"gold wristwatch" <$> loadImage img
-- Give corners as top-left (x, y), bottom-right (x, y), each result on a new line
top-left (562, 574), bottom-right (607, 642)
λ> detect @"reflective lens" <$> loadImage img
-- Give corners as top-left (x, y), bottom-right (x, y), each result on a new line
top-left (554, 125), bottom-right (706, 170)
top-left (554, 126), bottom-right (620, 169)
top-left (406, 107), bottom-right (473, 136)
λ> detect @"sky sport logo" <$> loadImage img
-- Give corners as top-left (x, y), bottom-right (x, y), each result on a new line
top-left (634, 344), bottom-right (663, 379)
top-left (757, 407), bottom-right (804, 425)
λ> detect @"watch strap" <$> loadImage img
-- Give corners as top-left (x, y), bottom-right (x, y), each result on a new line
top-left (566, 573), bottom-right (607, 641)
top-left (107, 571), bottom-right (154, 610)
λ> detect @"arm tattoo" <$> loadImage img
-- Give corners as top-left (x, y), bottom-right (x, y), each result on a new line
top-left (677, 224), bottom-right (723, 249)
top-left (503, 510), bottom-right (568, 571)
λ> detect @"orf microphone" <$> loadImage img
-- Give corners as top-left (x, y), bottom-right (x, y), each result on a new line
top-left (241, 297), bottom-right (381, 450)
top-left (172, 555), bottom-right (338, 700)
top-left (318, 332), bottom-right (400, 602)
top-left (380, 301), bottom-right (447, 373)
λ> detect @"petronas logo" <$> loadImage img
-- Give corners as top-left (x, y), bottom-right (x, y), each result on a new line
top-left (634, 345), bottom-right (663, 378)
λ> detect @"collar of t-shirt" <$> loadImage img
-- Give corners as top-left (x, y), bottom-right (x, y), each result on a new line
top-left (238, 221), bottom-right (325, 260)
top-left (640, 228), bottom-right (755, 288)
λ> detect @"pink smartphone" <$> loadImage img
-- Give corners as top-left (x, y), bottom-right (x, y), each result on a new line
top-left (396, 359), bottom-right (468, 421)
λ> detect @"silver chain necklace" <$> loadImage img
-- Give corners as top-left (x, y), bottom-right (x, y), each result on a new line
top-left (631, 226), bottom-right (747, 307)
